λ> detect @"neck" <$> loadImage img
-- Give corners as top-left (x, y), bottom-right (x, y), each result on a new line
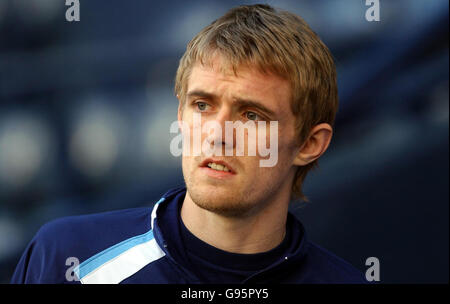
top-left (180, 190), bottom-right (289, 254)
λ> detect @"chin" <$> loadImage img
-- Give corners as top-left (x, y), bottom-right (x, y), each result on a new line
top-left (188, 185), bottom-right (256, 218)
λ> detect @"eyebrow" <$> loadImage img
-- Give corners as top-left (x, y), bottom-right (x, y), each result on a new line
top-left (186, 89), bottom-right (277, 118)
top-left (187, 90), bottom-right (216, 100)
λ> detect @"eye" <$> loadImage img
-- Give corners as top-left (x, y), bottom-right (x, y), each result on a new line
top-left (196, 102), bottom-right (208, 111)
top-left (245, 111), bottom-right (260, 121)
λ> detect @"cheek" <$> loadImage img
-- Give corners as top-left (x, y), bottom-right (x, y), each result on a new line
top-left (179, 112), bottom-right (204, 157)
top-left (182, 155), bottom-right (200, 185)
top-left (278, 123), bottom-right (299, 153)
top-left (181, 155), bottom-right (189, 173)
top-left (252, 124), bottom-right (297, 164)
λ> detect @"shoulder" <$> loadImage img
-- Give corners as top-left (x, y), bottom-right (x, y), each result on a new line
top-left (302, 241), bottom-right (368, 284)
top-left (38, 207), bottom-right (153, 258)
top-left (11, 207), bottom-right (153, 283)
top-left (286, 213), bottom-right (368, 284)
top-left (39, 207), bottom-right (152, 241)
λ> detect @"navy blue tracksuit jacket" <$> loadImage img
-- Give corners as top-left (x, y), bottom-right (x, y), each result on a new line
top-left (11, 187), bottom-right (367, 284)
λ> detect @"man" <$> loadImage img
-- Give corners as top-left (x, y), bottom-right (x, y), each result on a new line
top-left (11, 4), bottom-right (366, 284)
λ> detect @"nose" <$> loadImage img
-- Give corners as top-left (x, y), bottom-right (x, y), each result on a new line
top-left (205, 106), bottom-right (234, 152)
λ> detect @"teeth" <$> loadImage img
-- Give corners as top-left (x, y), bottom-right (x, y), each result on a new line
top-left (207, 162), bottom-right (230, 172)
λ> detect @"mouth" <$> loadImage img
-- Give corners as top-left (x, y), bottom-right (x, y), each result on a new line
top-left (199, 158), bottom-right (236, 178)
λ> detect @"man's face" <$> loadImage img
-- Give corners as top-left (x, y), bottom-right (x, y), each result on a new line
top-left (179, 56), bottom-right (301, 217)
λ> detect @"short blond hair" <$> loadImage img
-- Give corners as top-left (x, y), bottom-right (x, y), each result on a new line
top-left (175, 4), bottom-right (338, 201)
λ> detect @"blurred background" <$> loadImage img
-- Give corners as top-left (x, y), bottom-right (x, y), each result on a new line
top-left (0, 0), bottom-right (448, 283)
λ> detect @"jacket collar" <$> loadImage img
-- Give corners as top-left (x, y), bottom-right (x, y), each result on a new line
top-left (150, 186), bottom-right (309, 283)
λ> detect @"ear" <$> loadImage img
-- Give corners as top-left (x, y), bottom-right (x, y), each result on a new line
top-left (293, 123), bottom-right (333, 166)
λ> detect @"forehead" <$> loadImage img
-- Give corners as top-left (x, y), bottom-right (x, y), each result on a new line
top-left (187, 57), bottom-right (292, 113)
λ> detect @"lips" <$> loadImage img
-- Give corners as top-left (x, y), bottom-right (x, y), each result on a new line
top-left (199, 158), bottom-right (236, 174)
